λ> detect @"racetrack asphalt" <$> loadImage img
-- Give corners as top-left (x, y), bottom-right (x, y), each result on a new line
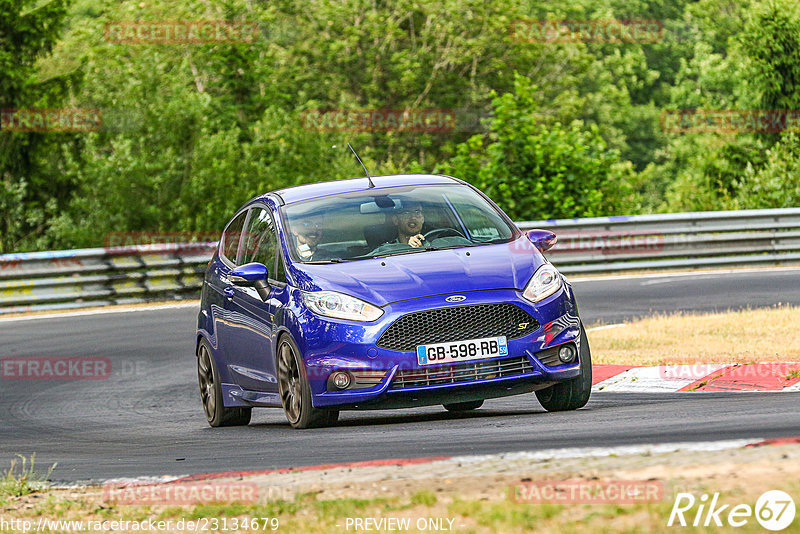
top-left (2, 268), bottom-right (799, 483)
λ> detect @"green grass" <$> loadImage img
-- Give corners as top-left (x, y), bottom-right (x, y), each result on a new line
top-left (786, 368), bottom-right (800, 380)
top-left (449, 499), bottom-right (564, 530)
top-left (314, 496), bottom-right (389, 518)
top-left (410, 490), bottom-right (438, 507)
top-left (33, 495), bottom-right (86, 519)
top-left (5, 469), bottom-right (800, 534)
top-left (6, 481), bottom-right (800, 533)
top-left (0, 455), bottom-right (56, 498)
top-left (180, 499), bottom-right (303, 520)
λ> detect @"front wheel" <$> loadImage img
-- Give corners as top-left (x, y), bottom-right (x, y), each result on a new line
top-left (277, 336), bottom-right (339, 429)
top-left (197, 340), bottom-right (252, 427)
top-left (535, 323), bottom-right (592, 412)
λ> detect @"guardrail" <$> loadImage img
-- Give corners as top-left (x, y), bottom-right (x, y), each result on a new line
top-left (517, 207), bottom-right (800, 274)
top-left (2, 208), bottom-right (800, 314)
top-left (0, 243), bottom-right (215, 314)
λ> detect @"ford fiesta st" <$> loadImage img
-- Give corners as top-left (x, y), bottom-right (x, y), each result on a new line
top-left (196, 174), bottom-right (591, 428)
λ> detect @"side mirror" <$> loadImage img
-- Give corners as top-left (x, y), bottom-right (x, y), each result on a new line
top-left (230, 262), bottom-right (269, 286)
top-left (230, 263), bottom-right (270, 300)
top-left (525, 229), bottom-right (558, 252)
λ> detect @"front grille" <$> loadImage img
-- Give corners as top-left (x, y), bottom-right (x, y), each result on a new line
top-left (390, 356), bottom-right (536, 389)
top-left (376, 303), bottom-right (539, 352)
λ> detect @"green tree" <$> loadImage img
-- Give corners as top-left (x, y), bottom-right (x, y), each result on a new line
top-left (441, 74), bottom-right (629, 220)
top-left (737, 132), bottom-right (800, 209)
top-left (740, 0), bottom-right (800, 111)
top-left (654, 0), bottom-right (800, 212)
top-left (16, 0), bottom-right (800, 252)
top-left (0, 0), bottom-right (76, 253)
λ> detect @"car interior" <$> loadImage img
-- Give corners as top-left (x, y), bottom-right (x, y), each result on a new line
top-left (310, 198), bottom-right (463, 259)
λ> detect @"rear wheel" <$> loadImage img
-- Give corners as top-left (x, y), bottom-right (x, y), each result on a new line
top-left (535, 323), bottom-right (592, 412)
top-left (443, 400), bottom-right (484, 412)
top-left (277, 336), bottom-right (339, 429)
top-left (197, 340), bottom-right (252, 427)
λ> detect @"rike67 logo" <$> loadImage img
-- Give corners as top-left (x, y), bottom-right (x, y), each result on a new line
top-left (668, 490), bottom-right (796, 531)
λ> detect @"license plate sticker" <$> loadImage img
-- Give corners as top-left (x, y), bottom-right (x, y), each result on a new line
top-left (416, 336), bottom-right (508, 366)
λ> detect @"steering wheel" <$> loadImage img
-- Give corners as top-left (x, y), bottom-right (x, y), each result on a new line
top-left (423, 228), bottom-right (465, 241)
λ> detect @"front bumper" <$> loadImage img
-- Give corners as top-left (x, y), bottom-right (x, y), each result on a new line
top-left (294, 286), bottom-right (583, 409)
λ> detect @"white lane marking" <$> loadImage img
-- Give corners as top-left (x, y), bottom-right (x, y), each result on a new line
top-left (448, 438), bottom-right (762, 464)
top-left (639, 275), bottom-right (719, 286)
top-left (586, 323), bottom-right (626, 332)
top-left (638, 268), bottom-right (800, 285)
top-left (592, 364), bottom-right (729, 392)
top-left (0, 302), bottom-right (199, 323)
top-left (57, 438), bottom-right (764, 488)
top-left (569, 266), bottom-right (800, 284)
top-left (52, 475), bottom-right (186, 489)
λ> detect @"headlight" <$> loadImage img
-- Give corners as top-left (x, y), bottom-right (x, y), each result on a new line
top-left (522, 264), bottom-right (563, 303)
top-left (301, 291), bottom-right (384, 322)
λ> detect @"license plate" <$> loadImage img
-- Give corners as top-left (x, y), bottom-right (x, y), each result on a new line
top-left (416, 336), bottom-right (508, 366)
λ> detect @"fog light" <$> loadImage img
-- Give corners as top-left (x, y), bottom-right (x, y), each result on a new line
top-left (331, 371), bottom-right (351, 390)
top-left (558, 345), bottom-right (576, 363)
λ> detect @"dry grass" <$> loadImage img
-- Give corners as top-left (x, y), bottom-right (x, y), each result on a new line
top-left (588, 305), bottom-right (800, 366)
top-left (6, 445), bottom-right (800, 533)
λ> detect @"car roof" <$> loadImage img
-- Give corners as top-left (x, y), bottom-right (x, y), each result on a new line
top-left (263, 174), bottom-right (461, 205)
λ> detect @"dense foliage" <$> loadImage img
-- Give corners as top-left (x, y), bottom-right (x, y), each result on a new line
top-left (2, 0), bottom-right (800, 252)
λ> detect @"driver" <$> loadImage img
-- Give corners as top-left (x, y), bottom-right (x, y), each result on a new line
top-left (292, 214), bottom-right (330, 261)
top-left (391, 201), bottom-right (426, 248)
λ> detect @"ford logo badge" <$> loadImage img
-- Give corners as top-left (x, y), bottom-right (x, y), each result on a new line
top-left (445, 295), bottom-right (466, 303)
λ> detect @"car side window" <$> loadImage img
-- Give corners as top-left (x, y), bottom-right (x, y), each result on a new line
top-left (241, 207), bottom-right (278, 274)
top-left (221, 210), bottom-right (248, 265)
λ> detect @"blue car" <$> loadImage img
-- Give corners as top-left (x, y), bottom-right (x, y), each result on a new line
top-left (196, 174), bottom-right (591, 428)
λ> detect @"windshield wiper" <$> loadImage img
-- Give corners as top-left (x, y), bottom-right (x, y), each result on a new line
top-left (423, 244), bottom-right (476, 252)
top-left (423, 240), bottom-right (503, 251)
top-left (305, 257), bottom-right (358, 264)
top-left (368, 242), bottom-right (485, 257)
top-left (306, 239), bottom-right (510, 263)
top-left (472, 237), bottom-right (510, 244)
top-left (354, 249), bottom-right (430, 260)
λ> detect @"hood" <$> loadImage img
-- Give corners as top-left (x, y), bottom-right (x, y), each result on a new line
top-left (289, 236), bottom-right (546, 307)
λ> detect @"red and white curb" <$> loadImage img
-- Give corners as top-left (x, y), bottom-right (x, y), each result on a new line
top-left (88, 436), bottom-right (800, 488)
top-left (592, 363), bottom-right (800, 393)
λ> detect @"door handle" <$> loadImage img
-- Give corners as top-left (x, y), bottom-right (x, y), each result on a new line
top-left (224, 286), bottom-right (235, 300)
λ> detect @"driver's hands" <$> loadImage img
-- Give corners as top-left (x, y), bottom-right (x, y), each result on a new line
top-left (408, 234), bottom-right (425, 248)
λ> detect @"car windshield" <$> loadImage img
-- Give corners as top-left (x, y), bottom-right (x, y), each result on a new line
top-left (280, 184), bottom-right (516, 263)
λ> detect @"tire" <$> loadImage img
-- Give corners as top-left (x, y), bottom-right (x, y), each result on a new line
top-left (443, 400), bottom-right (484, 412)
top-left (277, 336), bottom-right (339, 429)
top-left (197, 339), bottom-right (252, 427)
top-left (535, 323), bottom-right (592, 412)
